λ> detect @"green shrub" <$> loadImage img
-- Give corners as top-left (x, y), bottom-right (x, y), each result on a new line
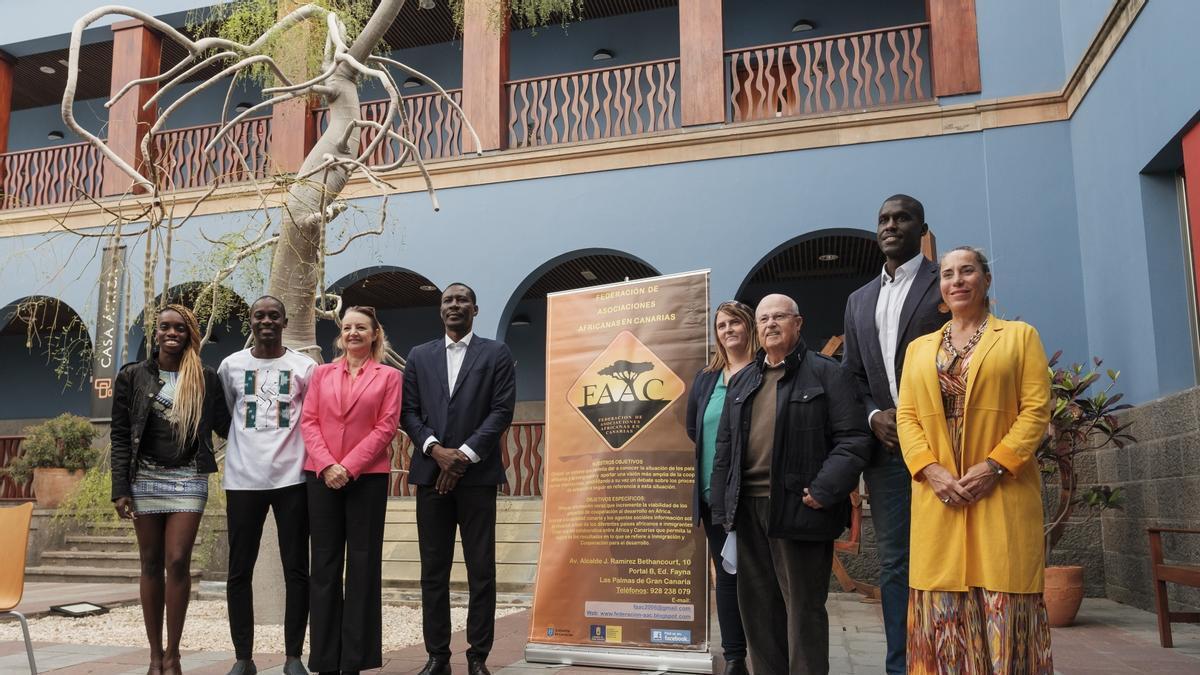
top-left (4, 413), bottom-right (100, 483)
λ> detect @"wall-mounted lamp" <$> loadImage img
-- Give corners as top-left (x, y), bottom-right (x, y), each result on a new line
top-left (39, 65), bottom-right (56, 75)
top-left (580, 269), bottom-right (599, 281)
top-left (403, 77), bottom-right (424, 89)
top-left (592, 49), bottom-right (615, 61)
top-left (234, 102), bottom-right (252, 114)
top-left (792, 19), bottom-right (816, 33)
top-left (418, 0), bottom-right (436, 9)
top-left (47, 130), bottom-right (64, 141)
top-left (419, 284), bottom-right (438, 292)
top-left (817, 253), bottom-right (839, 262)
top-left (510, 314), bottom-right (532, 326)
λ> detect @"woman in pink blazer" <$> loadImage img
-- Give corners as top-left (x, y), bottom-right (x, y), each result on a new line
top-left (301, 306), bottom-right (401, 675)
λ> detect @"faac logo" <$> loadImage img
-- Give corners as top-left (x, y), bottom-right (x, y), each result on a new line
top-left (568, 331), bottom-right (685, 450)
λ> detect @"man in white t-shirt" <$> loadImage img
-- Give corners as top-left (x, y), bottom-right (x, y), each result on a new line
top-left (218, 296), bottom-right (316, 675)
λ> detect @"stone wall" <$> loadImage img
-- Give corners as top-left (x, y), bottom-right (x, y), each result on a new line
top-left (1098, 386), bottom-right (1200, 612)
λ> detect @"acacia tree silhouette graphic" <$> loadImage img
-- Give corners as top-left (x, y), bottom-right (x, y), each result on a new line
top-left (597, 360), bottom-right (655, 401)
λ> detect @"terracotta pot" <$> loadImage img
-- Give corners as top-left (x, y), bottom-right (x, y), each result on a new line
top-left (31, 467), bottom-right (85, 509)
top-left (1043, 565), bottom-right (1085, 627)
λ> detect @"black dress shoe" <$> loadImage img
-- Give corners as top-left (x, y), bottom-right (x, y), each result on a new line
top-left (722, 658), bottom-right (748, 675)
top-left (466, 656), bottom-right (490, 675)
top-left (416, 656), bottom-right (451, 675)
top-left (227, 660), bottom-right (257, 675)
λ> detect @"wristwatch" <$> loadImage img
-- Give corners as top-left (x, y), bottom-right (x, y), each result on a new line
top-left (985, 458), bottom-right (1006, 476)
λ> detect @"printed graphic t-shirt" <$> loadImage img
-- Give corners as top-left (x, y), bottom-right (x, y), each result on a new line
top-left (218, 348), bottom-right (316, 490)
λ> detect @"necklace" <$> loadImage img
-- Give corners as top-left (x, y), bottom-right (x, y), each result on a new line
top-left (942, 316), bottom-right (989, 365)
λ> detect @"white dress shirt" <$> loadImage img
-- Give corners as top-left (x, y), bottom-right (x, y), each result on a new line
top-left (421, 332), bottom-right (480, 462)
top-left (868, 253), bottom-right (925, 425)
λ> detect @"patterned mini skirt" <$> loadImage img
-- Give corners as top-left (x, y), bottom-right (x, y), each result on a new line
top-left (131, 458), bottom-right (208, 514)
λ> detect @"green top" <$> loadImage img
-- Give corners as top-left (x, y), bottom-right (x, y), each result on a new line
top-left (700, 375), bottom-right (727, 504)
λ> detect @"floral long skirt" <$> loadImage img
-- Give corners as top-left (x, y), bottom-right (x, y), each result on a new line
top-left (907, 587), bottom-right (1053, 674)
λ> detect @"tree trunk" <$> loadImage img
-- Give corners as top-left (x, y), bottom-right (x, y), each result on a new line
top-left (267, 0), bottom-right (407, 360)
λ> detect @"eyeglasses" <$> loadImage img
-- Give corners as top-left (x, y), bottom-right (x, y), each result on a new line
top-left (757, 312), bottom-right (798, 325)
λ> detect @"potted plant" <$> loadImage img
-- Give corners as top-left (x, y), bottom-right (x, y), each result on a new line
top-left (1037, 353), bottom-right (1135, 627)
top-left (4, 413), bottom-right (100, 508)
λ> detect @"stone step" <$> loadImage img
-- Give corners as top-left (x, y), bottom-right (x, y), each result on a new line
top-left (380, 587), bottom-right (532, 608)
top-left (385, 498), bottom-right (544, 513)
top-left (383, 541), bottom-right (540, 564)
top-left (384, 509), bottom-right (543, 525)
top-left (384, 522), bottom-right (542, 542)
top-left (381, 560), bottom-right (537, 590)
top-left (63, 534), bottom-right (137, 552)
top-left (25, 566), bottom-right (201, 584)
top-left (39, 550), bottom-right (141, 570)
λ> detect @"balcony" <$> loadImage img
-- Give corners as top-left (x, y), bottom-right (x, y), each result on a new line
top-left (0, 0), bottom-right (971, 212)
top-left (726, 23), bottom-right (932, 123)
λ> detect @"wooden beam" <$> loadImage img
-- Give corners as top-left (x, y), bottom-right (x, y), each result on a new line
top-left (1182, 124), bottom-right (1200, 341)
top-left (462, 0), bottom-right (509, 151)
top-left (922, 230), bottom-right (938, 261)
top-left (679, 0), bottom-right (724, 126)
top-left (104, 20), bottom-right (161, 196)
top-left (270, 0), bottom-right (317, 173)
top-left (926, 0), bottom-right (982, 97)
top-left (0, 51), bottom-right (14, 156)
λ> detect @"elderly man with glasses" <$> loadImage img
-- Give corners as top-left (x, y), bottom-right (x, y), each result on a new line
top-left (710, 294), bottom-right (872, 675)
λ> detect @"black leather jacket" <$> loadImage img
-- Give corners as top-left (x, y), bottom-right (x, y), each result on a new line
top-left (110, 358), bottom-right (230, 501)
top-left (710, 340), bottom-right (871, 540)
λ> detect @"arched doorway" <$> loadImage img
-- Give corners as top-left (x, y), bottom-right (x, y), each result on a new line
top-left (498, 250), bottom-right (660, 420)
top-left (126, 282), bottom-right (250, 369)
top-left (737, 229), bottom-right (885, 355)
top-left (320, 266), bottom-right (442, 363)
top-left (0, 296), bottom-right (93, 425)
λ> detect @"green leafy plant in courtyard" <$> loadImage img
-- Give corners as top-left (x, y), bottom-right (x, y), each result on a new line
top-left (3, 413), bottom-right (100, 484)
top-left (1037, 353), bottom-right (1136, 560)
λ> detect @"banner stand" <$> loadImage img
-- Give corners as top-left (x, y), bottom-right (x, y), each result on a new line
top-left (524, 643), bottom-right (713, 674)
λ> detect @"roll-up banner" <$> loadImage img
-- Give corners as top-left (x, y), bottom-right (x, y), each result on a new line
top-left (526, 270), bottom-right (712, 673)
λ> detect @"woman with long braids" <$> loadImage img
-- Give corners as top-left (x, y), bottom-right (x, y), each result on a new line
top-left (111, 304), bottom-right (230, 675)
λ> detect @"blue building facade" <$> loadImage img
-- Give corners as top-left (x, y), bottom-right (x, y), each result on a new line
top-left (0, 0), bottom-right (1195, 430)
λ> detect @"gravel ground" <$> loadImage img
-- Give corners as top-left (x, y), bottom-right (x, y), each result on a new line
top-left (0, 601), bottom-right (523, 653)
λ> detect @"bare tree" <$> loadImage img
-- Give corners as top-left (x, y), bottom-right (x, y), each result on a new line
top-left (60, 1), bottom-right (482, 362)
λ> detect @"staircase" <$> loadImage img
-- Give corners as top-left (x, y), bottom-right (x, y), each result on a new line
top-left (25, 521), bottom-right (200, 583)
top-left (25, 498), bottom-right (546, 604)
top-left (380, 497), bottom-right (543, 607)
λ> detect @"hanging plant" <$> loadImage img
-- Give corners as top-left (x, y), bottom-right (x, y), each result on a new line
top-left (447, 0), bottom-right (585, 33)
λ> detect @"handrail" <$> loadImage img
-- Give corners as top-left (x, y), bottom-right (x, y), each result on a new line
top-left (310, 87), bottom-right (463, 116)
top-left (0, 141), bottom-right (94, 159)
top-left (506, 56), bottom-right (680, 86)
top-left (151, 115), bottom-right (272, 137)
top-left (724, 22), bottom-right (932, 56)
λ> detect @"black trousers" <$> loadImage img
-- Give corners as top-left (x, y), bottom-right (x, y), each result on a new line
top-left (306, 472), bottom-right (387, 672)
top-left (736, 495), bottom-right (834, 675)
top-left (225, 483), bottom-right (310, 660)
top-left (416, 484), bottom-right (497, 661)
top-left (700, 502), bottom-right (747, 662)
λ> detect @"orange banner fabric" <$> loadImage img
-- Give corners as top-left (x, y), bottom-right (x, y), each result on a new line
top-left (529, 271), bottom-right (711, 652)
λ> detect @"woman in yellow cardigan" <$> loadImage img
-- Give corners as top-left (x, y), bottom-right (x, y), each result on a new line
top-left (896, 246), bottom-right (1053, 674)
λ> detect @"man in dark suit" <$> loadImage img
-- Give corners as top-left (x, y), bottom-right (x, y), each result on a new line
top-left (401, 283), bottom-right (517, 675)
top-left (842, 195), bottom-right (950, 675)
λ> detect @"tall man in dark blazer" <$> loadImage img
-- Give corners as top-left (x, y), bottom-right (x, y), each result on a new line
top-left (401, 283), bottom-right (517, 675)
top-left (842, 195), bottom-right (950, 675)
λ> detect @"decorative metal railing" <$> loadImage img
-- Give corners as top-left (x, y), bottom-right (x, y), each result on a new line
top-left (506, 57), bottom-right (680, 149)
top-left (388, 421), bottom-right (544, 497)
top-left (726, 23), bottom-right (932, 123)
top-left (0, 436), bottom-right (32, 501)
top-left (0, 143), bottom-right (104, 210)
top-left (152, 116), bottom-right (272, 191)
top-left (313, 89), bottom-right (465, 165)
